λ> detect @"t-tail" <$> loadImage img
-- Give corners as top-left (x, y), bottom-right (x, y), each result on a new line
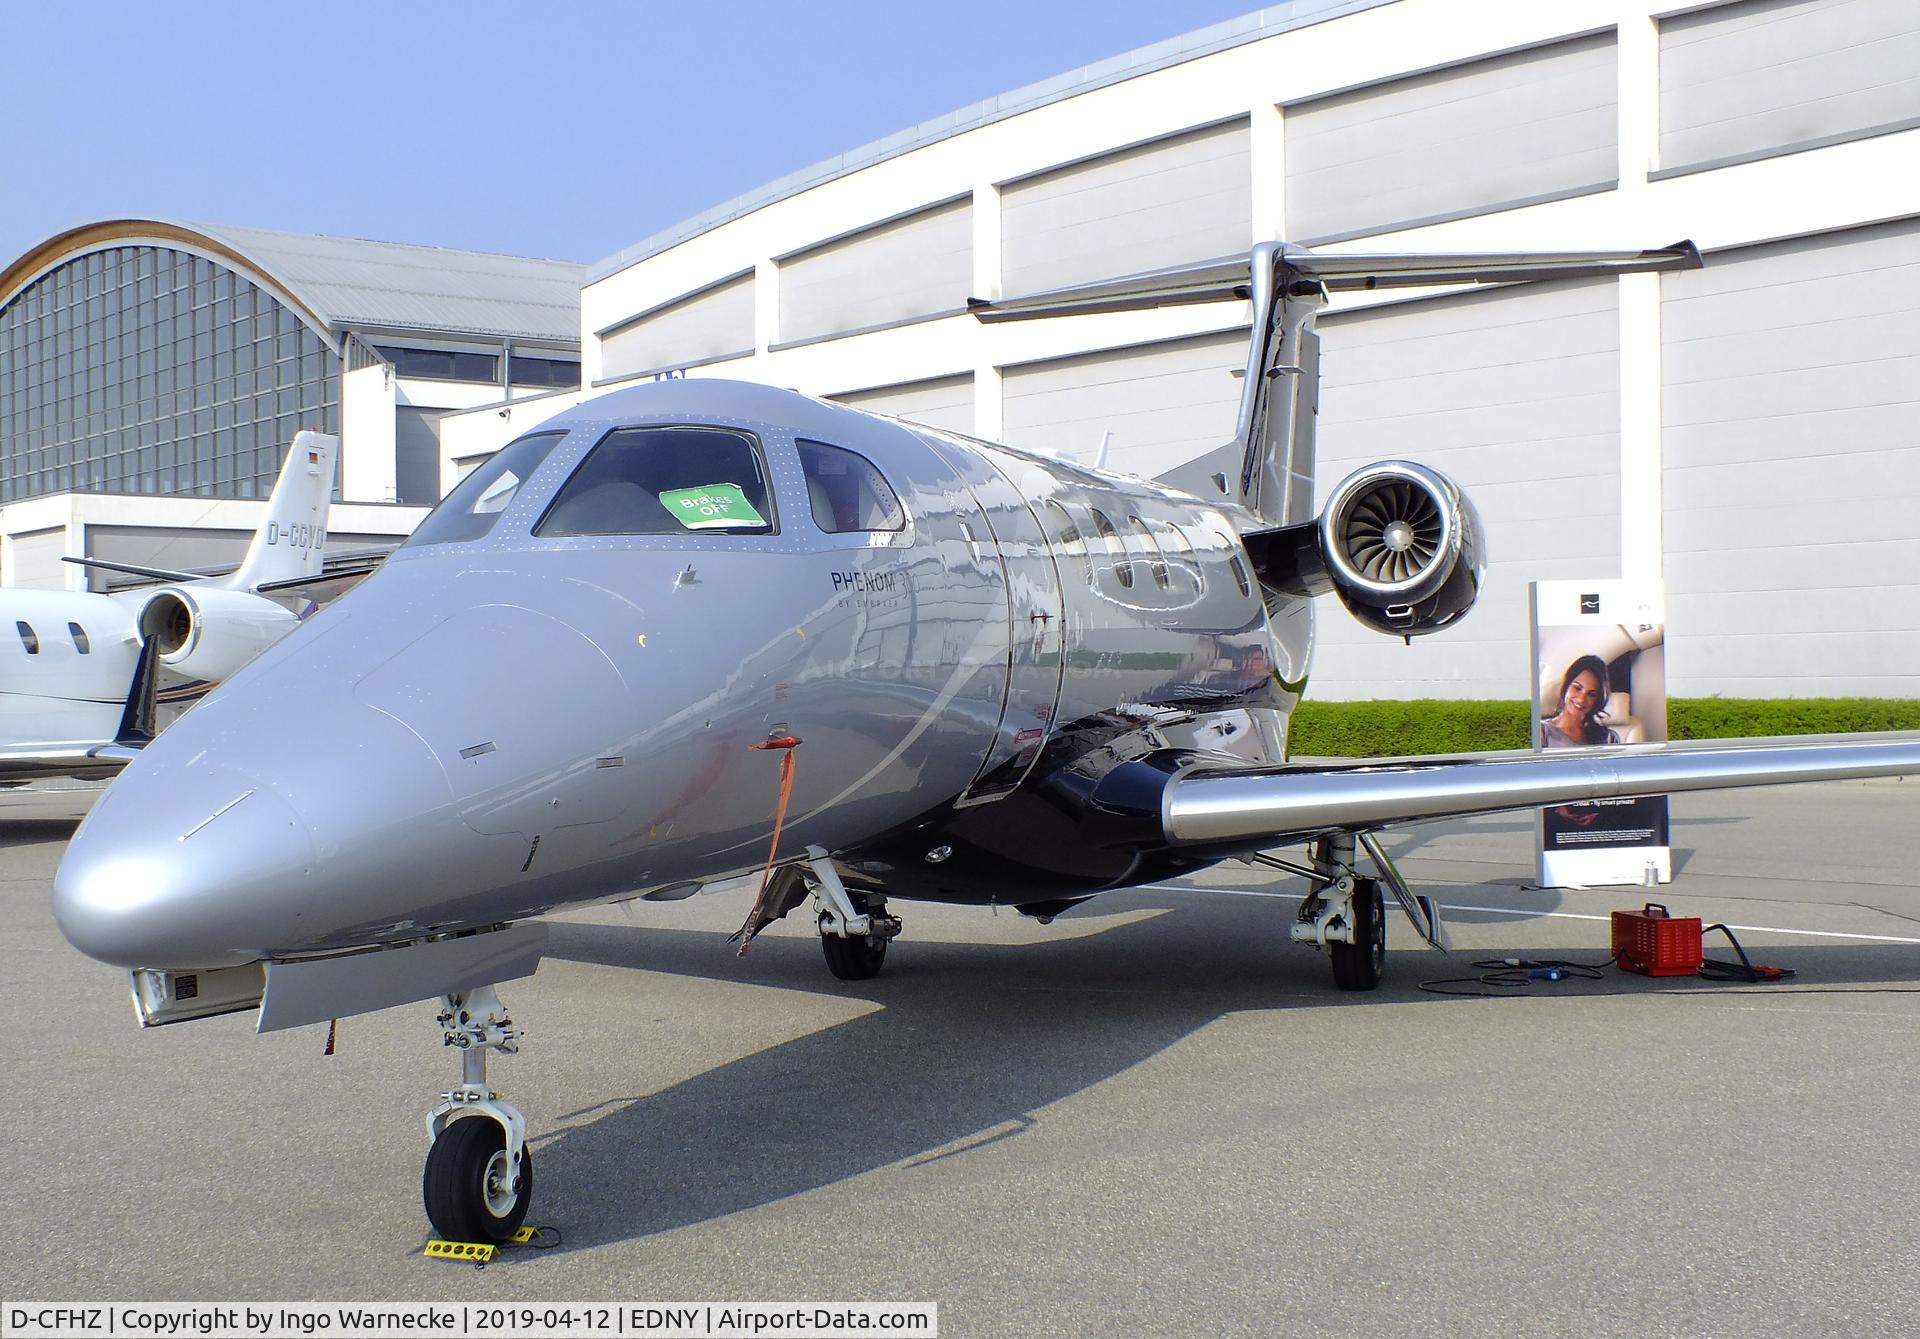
top-left (218, 430), bottom-right (338, 593)
top-left (970, 240), bottom-right (1701, 529)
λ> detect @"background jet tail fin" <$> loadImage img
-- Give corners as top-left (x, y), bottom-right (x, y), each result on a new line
top-left (224, 431), bottom-right (338, 593)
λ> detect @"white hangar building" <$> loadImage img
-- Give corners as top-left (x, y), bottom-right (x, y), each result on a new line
top-left (0, 218), bottom-right (581, 590)
top-left (442, 0), bottom-right (1920, 702)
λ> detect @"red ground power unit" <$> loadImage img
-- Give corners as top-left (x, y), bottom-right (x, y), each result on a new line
top-left (1611, 903), bottom-right (1704, 976)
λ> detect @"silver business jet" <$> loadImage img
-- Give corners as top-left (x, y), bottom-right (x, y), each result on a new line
top-left (52, 243), bottom-right (1920, 1245)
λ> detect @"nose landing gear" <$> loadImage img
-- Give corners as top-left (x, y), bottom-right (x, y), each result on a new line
top-left (423, 985), bottom-right (532, 1243)
top-left (806, 846), bottom-right (901, 981)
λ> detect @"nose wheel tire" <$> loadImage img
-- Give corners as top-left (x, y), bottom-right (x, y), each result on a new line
top-left (1329, 877), bottom-right (1386, 992)
top-left (424, 1114), bottom-right (534, 1244)
top-left (821, 928), bottom-right (888, 980)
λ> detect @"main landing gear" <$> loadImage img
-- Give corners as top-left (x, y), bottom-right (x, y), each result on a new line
top-left (804, 845), bottom-right (901, 981)
top-left (1282, 832), bottom-right (1449, 991)
top-left (423, 985), bottom-right (532, 1243)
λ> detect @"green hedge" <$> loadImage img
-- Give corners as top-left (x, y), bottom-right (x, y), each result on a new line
top-left (1288, 698), bottom-right (1920, 757)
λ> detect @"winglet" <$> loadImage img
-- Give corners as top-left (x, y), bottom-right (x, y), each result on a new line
top-left (112, 634), bottom-right (162, 748)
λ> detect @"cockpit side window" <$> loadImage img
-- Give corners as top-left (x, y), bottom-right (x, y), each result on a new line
top-left (15, 622), bottom-right (38, 655)
top-left (536, 426), bottom-right (775, 537)
top-left (796, 440), bottom-right (904, 533)
top-left (404, 431), bottom-right (567, 548)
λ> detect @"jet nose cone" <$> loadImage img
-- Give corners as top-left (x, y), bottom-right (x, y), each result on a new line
top-left (55, 764), bottom-right (316, 969)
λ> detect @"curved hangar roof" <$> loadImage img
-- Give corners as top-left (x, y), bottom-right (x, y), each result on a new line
top-left (0, 217), bottom-right (583, 345)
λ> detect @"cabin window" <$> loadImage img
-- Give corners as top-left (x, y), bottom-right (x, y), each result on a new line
top-left (1222, 533), bottom-right (1253, 598)
top-left (1131, 515), bottom-right (1171, 591)
top-left (405, 431), bottom-right (567, 547)
top-left (796, 440), bottom-right (904, 533)
top-left (1166, 523), bottom-right (1204, 592)
top-left (1044, 500), bottom-right (1081, 549)
top-left (68, 622), bottom-right (89, 654)
top-left (15, 622), bottom-right (38, 655)
top-left (537, 426), bottom-right (775, 537)
top-left (1090, 509), bottom-right (1133, 589)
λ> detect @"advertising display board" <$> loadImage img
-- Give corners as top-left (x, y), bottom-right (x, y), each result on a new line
top-left (1530, 580), bottom-right (1671, 888)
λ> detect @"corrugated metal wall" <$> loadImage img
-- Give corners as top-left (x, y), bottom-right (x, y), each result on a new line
top-left (1001, 331), bottom-right (1247, 476)
top-left (1000, 120), bottom-right (1250, 295)
top-left (599, 271), bottom-right (755, 382)
top-left (1285, 34), bottom-right (1618, 242)
top-left (833, 374), bottom-right (976, 434)
top-left (780, 200), bottom-right (972, 343)
top-left (1660, 0), bottom-right (1920, 170)
top-left (1662, 220), bottom-right (1920, 696)
top-left (1313, 280), bottom-right (1622, 698)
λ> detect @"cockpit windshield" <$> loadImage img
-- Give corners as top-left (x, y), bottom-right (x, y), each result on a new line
top-left (534, 426), bottom-right (775, 536)
top-left (403, 431), bottom-right (567, 548)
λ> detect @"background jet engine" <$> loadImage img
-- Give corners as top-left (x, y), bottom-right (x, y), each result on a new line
top-left (136, 586), bottom-right (300, 681)
top-left (1317, 461), bottom-right (1484, 637)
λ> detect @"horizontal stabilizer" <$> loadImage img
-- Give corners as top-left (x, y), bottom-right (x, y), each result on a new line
top-left (62, 555), bottom-right (200, 584)
top-left (1164, 731), bottom-right (1920, 847)
top-left (253, 556), bottom-right (385, 602)
top-left (969, 242), bottom-right (1701, 322)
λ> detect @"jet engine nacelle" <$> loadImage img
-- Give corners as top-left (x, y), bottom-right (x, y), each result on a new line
top-left (136, 587), bottom-right (300, 682)
top-left (1317, 461), bottom-right (1484, 638)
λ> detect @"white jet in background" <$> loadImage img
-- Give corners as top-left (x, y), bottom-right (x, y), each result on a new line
top-left (0, 431), bottom-right (367, 779)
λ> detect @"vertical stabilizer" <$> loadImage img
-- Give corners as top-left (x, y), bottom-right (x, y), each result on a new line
top-left (222, 431), bottom-right (338, 593)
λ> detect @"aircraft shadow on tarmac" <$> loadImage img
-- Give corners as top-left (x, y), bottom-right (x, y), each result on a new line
top-left (537, 891), bottom-right (1915, 1250)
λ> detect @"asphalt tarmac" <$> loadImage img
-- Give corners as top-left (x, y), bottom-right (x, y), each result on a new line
top-left (5, 778), bottom-right (1918, 1337)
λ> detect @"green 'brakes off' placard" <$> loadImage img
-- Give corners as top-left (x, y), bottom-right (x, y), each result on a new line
top-left (660, 483), bottom-right (766, 530)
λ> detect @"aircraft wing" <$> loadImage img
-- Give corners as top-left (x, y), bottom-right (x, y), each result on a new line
top-left (1153, 731), bottom-right (1919, 848)
top-left (0, 640), bottom-right (159, 784)
top-left (0, 744), bottom-right (139, 783)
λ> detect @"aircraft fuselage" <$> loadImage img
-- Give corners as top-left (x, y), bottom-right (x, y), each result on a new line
top-left (56, 380), bottom-right (1306, 968)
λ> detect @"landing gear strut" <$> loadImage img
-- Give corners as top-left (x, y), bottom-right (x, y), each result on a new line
top-left (1284, 831), bottom-right (1449, 991)
top-left (423, 985), bottom-right (532, 1243)
top-left (805, 846), bottom-right (901, 981)
top-left (1292, 835), bottom-right (1385, 991)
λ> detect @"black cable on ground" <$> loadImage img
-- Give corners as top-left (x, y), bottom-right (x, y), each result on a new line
top-left (1696, 922), bottom-right (1796, 983)
top-left (1418, 955), bottom-right (1615, 998)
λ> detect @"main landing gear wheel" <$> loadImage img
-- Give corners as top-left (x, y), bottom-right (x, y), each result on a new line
top-left (821, 921), bottom-right (888, 980)
top-left (424, 1113), bottom-right (534, 1244)
top-left (1329, 876), bottom-right (1385, 992)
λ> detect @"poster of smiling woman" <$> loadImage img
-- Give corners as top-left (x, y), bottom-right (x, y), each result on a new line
top-left (1530, 580), bottom-right (1671, 889)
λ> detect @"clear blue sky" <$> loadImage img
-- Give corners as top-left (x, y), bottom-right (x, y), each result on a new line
top-left (0, 1), bottom-right (1262, 268)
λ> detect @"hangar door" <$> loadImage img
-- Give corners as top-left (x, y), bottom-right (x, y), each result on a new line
top-left (833, 374), bottom-right (975, 435)
top-left (7, 528), bottom-right (68, 591)
top-left (598, 271), bottom-right (754, 382)
top-left (1001, 330), bottom-right (1247, 478)
top-left (1314, 278), bottom-right (1621, 700)
top-left (1662, 219), bottom-right (1920, 698)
